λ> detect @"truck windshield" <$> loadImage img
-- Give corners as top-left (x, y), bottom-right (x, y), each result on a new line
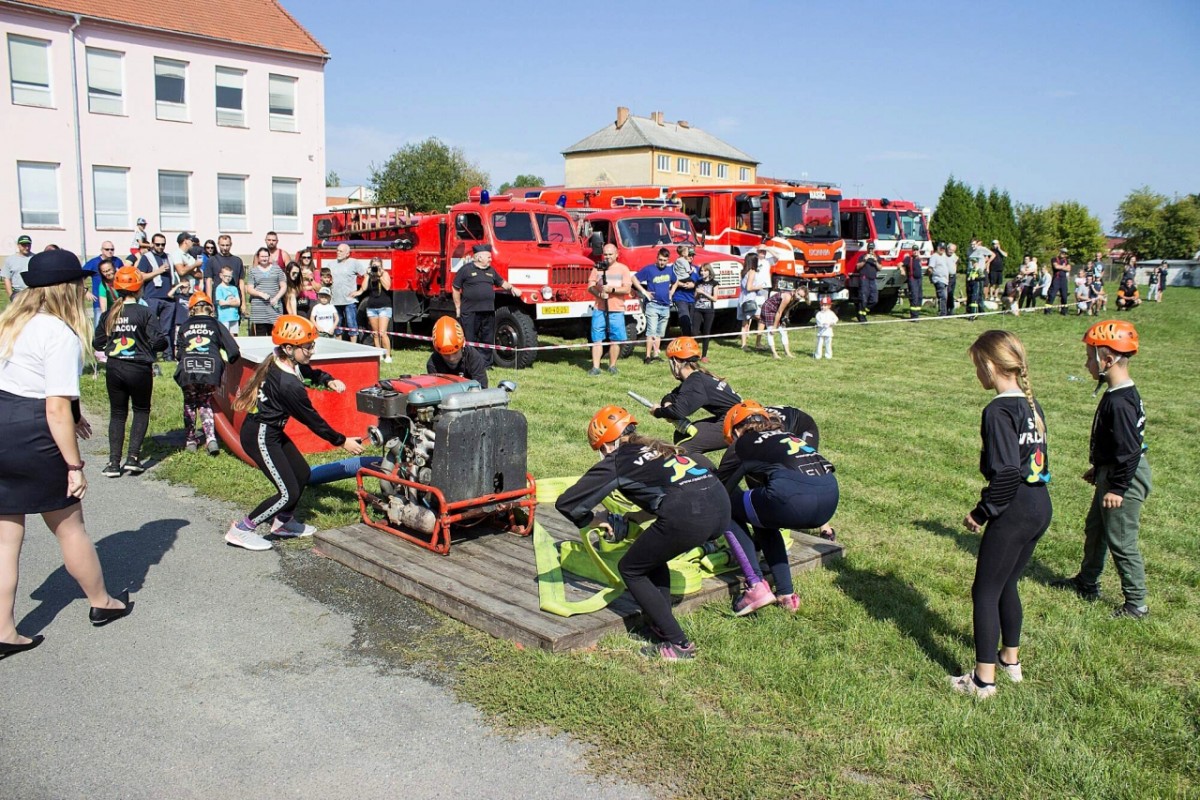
top-left (616, 216), bottom-right (696, 248)
top-left (900, 211), bottom-right (928, 241)
top-left (775, 196), bottom-right (840, 239)
top-left (870, 210), bottom-right (901, 241)
top-left (491, 211), bottom-right (537, 242)
top-left (536, 213), bottom-right (576, 243)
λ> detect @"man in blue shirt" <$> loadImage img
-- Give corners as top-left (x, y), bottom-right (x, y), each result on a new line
top-left (82, 240), bottom-right (116, 326)
top-left (632, 248), bottom-right (676, 363)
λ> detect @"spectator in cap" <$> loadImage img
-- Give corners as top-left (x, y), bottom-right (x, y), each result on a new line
top-left (452, 243), bottom-right (518, 366)
top-left (131, 217), bottom-right (149, 256)
top-left (3, 235), bottom-right (34, 298)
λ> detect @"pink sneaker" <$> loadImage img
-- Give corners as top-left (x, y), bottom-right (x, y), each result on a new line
top-left (776, 593), bottom-right (800, 613)
top-left (732, 581), bottom-right (776, 616)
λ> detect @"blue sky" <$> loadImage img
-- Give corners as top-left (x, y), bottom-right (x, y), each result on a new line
top-left (288, 0), bottom-right (1200, 231)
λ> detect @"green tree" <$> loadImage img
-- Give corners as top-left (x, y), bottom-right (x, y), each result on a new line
top-left (929, 176), bottom-right (979, 254)
top-left (1016, 203), bottom-right (1057, 266)
top-left (368, 138), bottom-right (490, 212)
top-left (1159, 198), bottom-right (1200, 258)
top-left (1113, 186), bottom-right (1167, 258)
top-left (325, 170), bottom-right (341, 187)
top-left (498, 174), bottom-right (547, 194)
top-left (1049, 201), bottom-right (1107, 264)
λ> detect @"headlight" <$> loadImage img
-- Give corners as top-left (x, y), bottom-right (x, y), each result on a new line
top-left (541, 285), bottom-right (553, 300)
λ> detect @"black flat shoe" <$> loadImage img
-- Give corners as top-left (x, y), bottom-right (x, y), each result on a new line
top-left (89, 591), bottom-right (133, 627)
top-left (0, 634), bottom-right (44, 659)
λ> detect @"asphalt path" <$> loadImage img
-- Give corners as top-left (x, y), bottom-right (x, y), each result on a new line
top-left (0, 432), bottom-right (651, 800)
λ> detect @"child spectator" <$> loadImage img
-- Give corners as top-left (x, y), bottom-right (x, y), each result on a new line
top-left (692, 264), bottom-right (717, 362)
top-left (760, 290), bottom-right (794, 359)
top-left (214, 266), bottom-right (241, 335)
top-left (814, 297), bottom-right (837, 359)
top-left (1053, 321), bottom-right (1152, 619)
top-left (175, 292), bottom-right (240, 455)
top-left (1002, 278), bottom-right (1022, 316)
top-left (1090, 277), bottom-right (1107, 314)
top-left (310, 287), bottom-right (338, 337)
top-left (1074, 269), bottom-right (1092, 315)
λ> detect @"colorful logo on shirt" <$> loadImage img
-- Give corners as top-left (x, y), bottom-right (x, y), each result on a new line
top-left (110, 337), bottom-right (135, 357)
top-left (1026, 448), bottom-right (1050, 484)
top-left (783, 435), bottom-right (815, 456)
top-left (186, 336), bottom-right (212, 352)
top-left (664, 455), bottom-right (708, 483)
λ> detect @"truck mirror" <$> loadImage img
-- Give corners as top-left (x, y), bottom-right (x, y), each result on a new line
top-left (588, 231), bottom-right (605, 258)
top-left (748, 196), bottom-right (762, 211)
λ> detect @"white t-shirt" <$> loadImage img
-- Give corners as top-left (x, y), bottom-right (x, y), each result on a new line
top-left (815, 308), bottom-right (838, 336)
top-left (311, 302), bottom-right (338, 334)
top-left (0, 313), bottom-right (83, 399)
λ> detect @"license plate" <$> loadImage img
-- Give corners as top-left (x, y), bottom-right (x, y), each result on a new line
top-left (715, 286), bottom-right (738, 299)
top-left (776, 278), bottom-right (795, 291)
top-left (540, 304), bottom-right (569, 315)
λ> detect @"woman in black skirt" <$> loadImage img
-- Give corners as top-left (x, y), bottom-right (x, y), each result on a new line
top-left (0, 250), bottom-right (132, 658)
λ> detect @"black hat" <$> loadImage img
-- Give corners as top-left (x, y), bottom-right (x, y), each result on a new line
top-left (21, 249), bottom-right (90, 288)
top-left (16, 235), bottom-right (32, 246)
top-left (177, 231), bottom-right (194, 245)
top-left (472, 244), bottom-right (493, 254)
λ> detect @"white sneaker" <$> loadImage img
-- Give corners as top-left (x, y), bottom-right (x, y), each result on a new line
top-left (271, 517), bottom-right (317, 538)
top-left (949, 672), bottom-right (996, 698)
top-left (225, 523), bottom-right (271, 551)
top-left (383, 355), bottom-right (393, 363)
top-left (997, 656), bottom-right (1023, 683)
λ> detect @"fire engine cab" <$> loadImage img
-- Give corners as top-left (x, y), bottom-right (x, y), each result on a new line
top-left (838, 198), bottom-right (931, 312)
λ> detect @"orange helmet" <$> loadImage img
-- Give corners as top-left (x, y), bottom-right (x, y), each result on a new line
top-left (432, 316), bottom-right (465, 355)
top-left (112, 266), bottom-right (143, 293)
top-left (188, 291), bottom-right (213, 310)
top-left (723, 400), bottom-right (770, 443)
top-left (272, 314), bottom-right (318, 347)
top-left (1083, 319), bottom-right (1138, 355)
top-left (665, 336), bottom-right (701, 361)
top-left (587, 405), bottom-right (636, 450)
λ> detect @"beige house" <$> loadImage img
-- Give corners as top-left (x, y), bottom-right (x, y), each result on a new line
top-left (563, 107), bottom-right (757, 188)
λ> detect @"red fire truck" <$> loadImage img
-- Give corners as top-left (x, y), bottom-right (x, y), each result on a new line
top-left (838, 198), bottom-right (932, 312)
top-left (310, 192), bottom-right (613, 368)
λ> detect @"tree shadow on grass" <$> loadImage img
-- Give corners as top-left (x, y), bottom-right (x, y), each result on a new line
top-left (19, 518), bottom-right (186, 633)
top-left (913, 518), bottom-right (1060, 588)
top-left (828, 558), bottom-right (966, 673)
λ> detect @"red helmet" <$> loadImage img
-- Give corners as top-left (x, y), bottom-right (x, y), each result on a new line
top-left (665, 336), bottom-right (701, 361)
top-left (188, 290), bottom-right (213, 310)
top-left (272, 314), bottom-right (318, 346)
top-left (432, 316), bottom-right (465, 355)
top-left (587, 405), bottom-right (636, 450)
top-left (112, 266), bottom-right (143, 293)
top-left (723, 400), bottom-right (770, 444)
top-left (1083, 319), bottom-right (1138, 355)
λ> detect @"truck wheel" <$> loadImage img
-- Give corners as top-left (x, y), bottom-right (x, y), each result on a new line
top-left (872, 292), bottom-right (899, 314)
top-left (619, 312), bottom-right (646, 358)
top-left (493, 307), bottom-right (537, 369)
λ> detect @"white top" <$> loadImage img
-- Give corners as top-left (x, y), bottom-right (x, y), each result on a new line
top-left (311, 303), bottom-right (338, 333)
top-left (815, 308), bottom-right (838, 335)
top-left (0, 312), bottom-right (83, 399)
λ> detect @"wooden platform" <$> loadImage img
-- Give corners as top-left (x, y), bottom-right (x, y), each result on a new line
top-left (314, 507), bottom-right (843, 652)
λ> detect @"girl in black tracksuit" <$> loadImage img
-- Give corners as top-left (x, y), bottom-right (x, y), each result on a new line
top-left (951, 330), bottom-right (1052, 698)
top-left (653, 337), bottom-right (742, 456)
top-left (93, 273), bottom-right (168, 476)
top-left (556, 408), bottom-right (729, 660)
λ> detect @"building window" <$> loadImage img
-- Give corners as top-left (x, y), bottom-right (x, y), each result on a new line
top-left (85, 47), bottom-right (123, 114)
top-left (717, 164), bottom-right (728, 179)
top-left (8, 34), bottom-right (52, 107)
top-left (699, 161), bottom-right (711, 178)
top-left (656, 154), bottom-right (670, 172)
top-left (17, 162), bottom-right (60, 226)
top-left (676, 157), bottom-right (689, 174)
top-left (739, 167), bottom-right (749, 181)
top-left (268, 74), bottom-right (297, 132)
top-left (215, 67), bottom-right (245, 127)
top-left (158, 170), bottom-right (191, 230)
top-left (217, 174), bottom-right (248, 231)
top-left (154, 58), bottom-right (187, 121)
top-left (272, 178), bottom-right (300, 232)
top-left (93, 167), bottom-right (129, 228)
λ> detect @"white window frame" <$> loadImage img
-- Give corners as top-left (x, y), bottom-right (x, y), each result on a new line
top-left (158, 170), bottom-right (192, 230)
top-left (271, 178), bottom-right (300, 232)
top-left (215, 66), bottom-right (245, 127)
top-left (656, 154), bottom-right (670, 172)
top-left (85, 47), bottom-right (123, 115)
top-left (699, 161), bottom-right (711, 178)
top-left (739, 167), bottom-right (749, 181)
top-left (17, 161), bottom-right (61, 227)
top-left (717, 163), bottom-right (728, 179)
top-left (154, 57), bottom-right (188, 121)
top-left (93, 166), bottom-right (129, 229)
top-left (676, 157), bottom-right (689, 174)
top-left (268, 74), bottom-right (297, 132)
top-left (8, 34), bottom-right (52, 107)
top-left (217, 174), bottom-right (249, 231)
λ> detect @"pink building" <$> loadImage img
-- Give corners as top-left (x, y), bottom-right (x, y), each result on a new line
top-left (1, 0), bottom-right (328, 259)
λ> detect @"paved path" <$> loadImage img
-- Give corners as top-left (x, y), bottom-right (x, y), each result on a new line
top-left (0, 436), bottom-right (652, 800)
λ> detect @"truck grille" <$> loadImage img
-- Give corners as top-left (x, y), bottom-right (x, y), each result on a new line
top-left (551, 266), bottom-right (591, 285)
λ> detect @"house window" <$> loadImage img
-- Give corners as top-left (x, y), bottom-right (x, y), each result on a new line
top-left (17, 162), bottom-right (60, 226)
top-left (93, 166), bottom-right (129, 228)
top-left (699, 161), bottom-right (711, 177)
top-left (215, 67), bottom-right (245, 127)
top-left (154, 58), bottom-right (187, 121)
top-left (717, 164), bottom-right (728, 179)
top-left (8, 34), bottom-right (52, 107)
top-left (739, 167), bottom-right (749, 181)
top-left (158, 170), bottom-right (191, 229)
top-left (656, 154), bottom-right (670, 172)
top-left (217, 174), bottom-right (248, 231)
top-left (271, 178), bottom-right (300, 232)
top-left (268, 74), bottom-right (297, 132)
top-left (676, 157), bottom-right (689, 173)
top-left (85, 47), bottom-right (123, 114)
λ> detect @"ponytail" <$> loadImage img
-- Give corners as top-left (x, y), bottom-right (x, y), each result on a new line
top-left (233, 352), bottom-right (277, 413)
top-left (622, 431), bottom-right (684, 459)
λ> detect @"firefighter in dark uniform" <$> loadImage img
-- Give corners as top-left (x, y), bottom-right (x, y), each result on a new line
top-left (452, 244), bottom-right (518, 366)
top-left (650, 336), bottom-right (742, 456)
top-left (555, 405), bottom-right (730, 661)
top-left (426, 316), bottom-right (489, 388)
top-left (857, 246), bottom-right (880, 323)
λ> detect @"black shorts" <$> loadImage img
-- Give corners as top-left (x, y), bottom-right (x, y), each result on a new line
top-left (988, 268), bottom-right (1004, 286)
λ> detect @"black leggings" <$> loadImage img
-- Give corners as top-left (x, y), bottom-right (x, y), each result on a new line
top-left (241, 418), bottom-right (310, 525)
top-left (694, 308), bottom-right (715, 356)
top-left (972, 484), bottom-right (1052, 663)
top-left (618, 489), bottom-right (727, 645)
top-left (106, 360), bottom-right (153, 462)
top-left (673, 418), bottom-right (727, 456)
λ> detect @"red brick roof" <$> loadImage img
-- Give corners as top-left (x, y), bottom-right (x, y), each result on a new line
top-left (12, 0), bottom-right (327, 58)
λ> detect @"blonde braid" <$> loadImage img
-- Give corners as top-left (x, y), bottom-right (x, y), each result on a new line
top-left (1017, 368), bottom-right (1045, 436)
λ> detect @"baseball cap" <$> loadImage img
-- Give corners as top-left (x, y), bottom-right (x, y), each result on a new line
top-left (177, 232), bottom-right (193, 245)
top-left (17, 235), bottom-right (32, 246)
top-left (136, 217), bottom-right (147, 225)
top-left (317, 286), bottom-right (332, 296)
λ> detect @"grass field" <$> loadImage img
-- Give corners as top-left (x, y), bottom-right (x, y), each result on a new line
top-left (75, 293), bottom-right (1199, 799)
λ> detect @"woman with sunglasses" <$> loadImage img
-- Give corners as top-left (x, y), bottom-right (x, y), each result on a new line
top-left (226, 315), bottom-right (364, 551)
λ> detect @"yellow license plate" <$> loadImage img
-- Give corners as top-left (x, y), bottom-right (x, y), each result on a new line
top-left (541, 305), bottom-right (570, 315)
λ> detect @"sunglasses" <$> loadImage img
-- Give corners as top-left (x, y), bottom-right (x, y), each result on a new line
top-left (300, 254), bottom-right (312, 260)
top-left (101, 247), bottom-right (115, 251)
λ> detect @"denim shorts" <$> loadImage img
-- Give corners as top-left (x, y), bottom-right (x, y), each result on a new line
top-left (644, 302), bottom-right (670, 337)
top-left (590, 310), bottom-right (626, 343)
top-left (365, 306), bottom-right (393, 319)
